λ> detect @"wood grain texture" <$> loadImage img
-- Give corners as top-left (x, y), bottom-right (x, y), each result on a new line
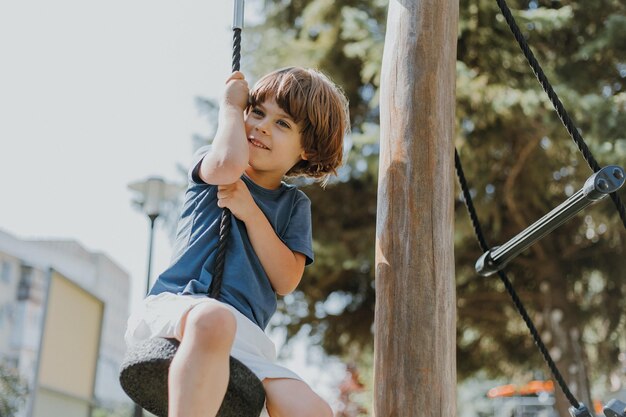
top-left (374, 0), bottom-right (458, 416)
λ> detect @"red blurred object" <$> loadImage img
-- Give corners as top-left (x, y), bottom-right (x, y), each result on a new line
top-left (487, 384), bottom-right (517, 398)
top-left (519, 380), bottom-right (554, 396)
top-left (487, 380), bottom-right (554, 398)
top-left (336, 364), bottom-right (367, 417)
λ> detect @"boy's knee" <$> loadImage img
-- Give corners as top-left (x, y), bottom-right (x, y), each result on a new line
top-left (183, 303), bottom-right (237, 349)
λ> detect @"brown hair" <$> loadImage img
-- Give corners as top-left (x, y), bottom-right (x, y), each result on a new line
top-left (248, 67), bottom-right (350, 185)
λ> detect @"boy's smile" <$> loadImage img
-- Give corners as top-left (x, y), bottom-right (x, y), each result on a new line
top-left (244, 99), bottom-right (307, 188)
top-left (247, 137), bottom-right (270, 150)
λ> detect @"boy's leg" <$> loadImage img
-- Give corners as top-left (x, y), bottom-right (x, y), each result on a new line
top-left (168, 302), bottom-right (237, 417)
top-left (263, 378), bottom-right (333, 417)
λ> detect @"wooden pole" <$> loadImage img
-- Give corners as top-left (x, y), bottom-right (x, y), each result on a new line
top-left (375, 0), bottom-right (458, 416)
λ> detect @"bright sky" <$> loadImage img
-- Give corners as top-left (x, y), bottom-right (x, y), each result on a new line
top-left (0, 0), bottom-right (344, 403)
top-left (0, 0), bottom-right (233, 300)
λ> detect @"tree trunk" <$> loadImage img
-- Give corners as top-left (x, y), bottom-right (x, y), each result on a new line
top-left (374, 0), bottom-right (458, 416)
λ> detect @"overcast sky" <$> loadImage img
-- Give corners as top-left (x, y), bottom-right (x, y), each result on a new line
top-left (0, 0), bottom-right (344, 401)
top-left (0, 1), bottom-right (233, 302)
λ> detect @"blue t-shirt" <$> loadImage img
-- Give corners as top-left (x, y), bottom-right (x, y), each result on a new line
top-left (149, 147), bottom-right (314, 330)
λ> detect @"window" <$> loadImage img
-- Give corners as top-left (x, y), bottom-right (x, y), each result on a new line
top-left (17, 265), bottom-right (33, 301)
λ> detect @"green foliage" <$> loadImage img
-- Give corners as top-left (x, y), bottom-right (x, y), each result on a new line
top-left (0, 360), bottom-right (28, 417)
top-left (240, 0), bottom-right (626, 397)
top-left (246, 0), bottom-right (387, 127)
top-left (453, 0), bottom-right (626, 387)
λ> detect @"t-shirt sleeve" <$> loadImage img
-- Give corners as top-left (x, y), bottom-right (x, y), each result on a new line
top-left (188, 145), bottom-right (212, 184)
top-left (281, 192), bottom-right (314, 266)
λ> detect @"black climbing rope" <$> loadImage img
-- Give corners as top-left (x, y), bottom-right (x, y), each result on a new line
top-left (455, 150), bottom-right (581, 409)
top-left (455, 0), bottom-right (626, 413)
top-left (495, 0), bottom-right (626, 229)
top-left (232, 28), bottom-right (242, 72)
top-left (210, 23), bottom-right (243, 300)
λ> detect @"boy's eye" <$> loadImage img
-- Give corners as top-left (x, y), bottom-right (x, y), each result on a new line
top-left (251, 108), bottom-right (264, 116)
top-left (277, 120), bottom-right (291, 129)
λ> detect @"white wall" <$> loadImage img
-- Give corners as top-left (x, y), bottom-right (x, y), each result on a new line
top-left (0, 229), bottom-right (132, 413)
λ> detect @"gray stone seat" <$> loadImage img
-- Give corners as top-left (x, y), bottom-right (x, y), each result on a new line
top-left (119, 337), bottom-right (265, 417)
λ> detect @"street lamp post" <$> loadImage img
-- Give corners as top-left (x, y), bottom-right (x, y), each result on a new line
top-left (145, 212), bottom-right (158, 296)
top-left (127, 176), bottom-right (180, 417)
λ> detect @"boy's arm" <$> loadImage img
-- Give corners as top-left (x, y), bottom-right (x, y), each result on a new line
top-left (216, 180), bottom-right (308, 295)
top-left (198, 72), bottom-right (249, 185)
top-left (244, 209), bottom-right (307, 296)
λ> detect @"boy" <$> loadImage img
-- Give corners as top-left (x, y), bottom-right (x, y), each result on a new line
top-left (125, 67), bottom-right (350, 417)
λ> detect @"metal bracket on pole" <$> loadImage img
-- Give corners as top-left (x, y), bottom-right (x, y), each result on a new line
top-left (233, 0), bottom-right (245, 30)
top-left (569, 404), bottom-right (594, 417)
top-left (476, 165), bottom-right (625, 276)
top-left (604, 399), bottom-right (626, 417)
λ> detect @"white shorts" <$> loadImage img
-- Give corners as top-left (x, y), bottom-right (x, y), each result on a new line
top-left (124, 292), bottom-right (303, 383)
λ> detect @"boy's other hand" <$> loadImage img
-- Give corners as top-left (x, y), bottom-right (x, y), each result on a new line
top-left (222, 71), bottom-right (249, 110)
top-left (217, 179), bottom-right (260, 223)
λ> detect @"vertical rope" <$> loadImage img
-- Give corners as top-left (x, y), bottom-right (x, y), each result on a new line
top-left (209, 27), bottom-right (243, 300)
top-left (232, 28), bottom-right (242, 72)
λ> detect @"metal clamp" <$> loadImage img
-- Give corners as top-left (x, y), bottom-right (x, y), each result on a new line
top-left (604, 399), bottom-right (626, 417)
top-left (233, 0), bottom-right (245, 30)
top-left (476, 165), bottom-right (625, 276)
top-left (569, 404), bottom-right (594, 417)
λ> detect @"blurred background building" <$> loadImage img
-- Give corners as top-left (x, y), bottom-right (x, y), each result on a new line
top-left (0, 229), bottom-right (131, 417)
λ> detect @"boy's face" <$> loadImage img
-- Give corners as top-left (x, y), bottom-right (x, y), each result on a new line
top-left (244, 98), bottom-right (307, 181)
